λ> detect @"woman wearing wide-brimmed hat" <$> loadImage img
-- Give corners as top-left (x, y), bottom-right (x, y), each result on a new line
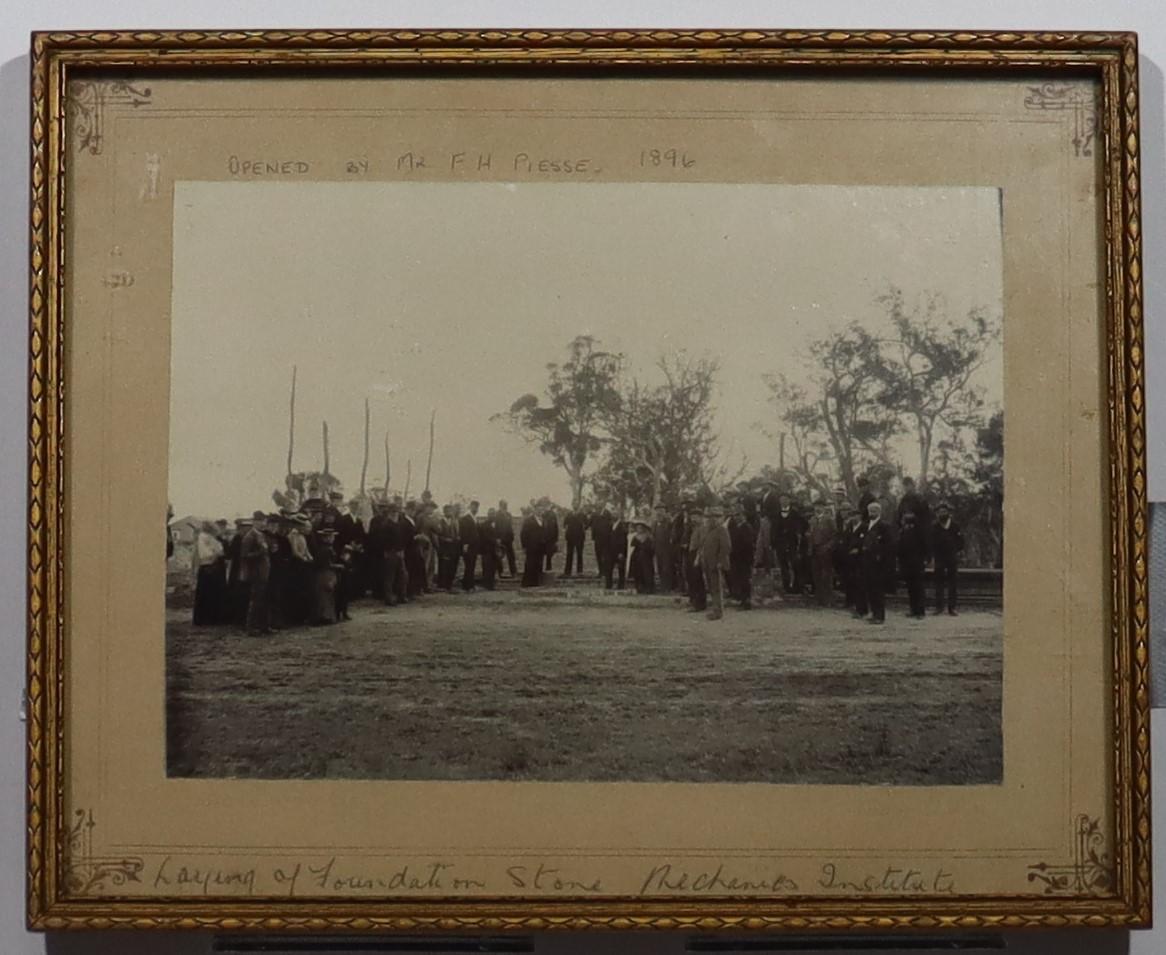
top-left (628, 516), bottom-right (656, 594)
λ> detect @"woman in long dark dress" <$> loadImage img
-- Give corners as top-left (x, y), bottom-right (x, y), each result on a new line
top-left (309, 529), bottom-right (339, 625)
top-left (284, 516), bottom-right (315, 626)
top-left (629, 519), bottom-right (656, 594)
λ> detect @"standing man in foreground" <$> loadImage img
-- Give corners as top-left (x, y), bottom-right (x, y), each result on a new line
top-left (520, 504), bottom-right (547, 586)
top-left (652, 503), bottom-right (674, 593)
top-left (478, 509), bottom-right (498, 591)
top-left (859, 501), bottom-right (894, 624)
top-left (931, 500), bottom-right (965, 615)
top-left (728, 500), bottom-right (756, 610)
top-left (436, 504), bottom-right (460, 592)
top-left (591, 503), bottom-right (614, 583)
top-left (240, 512), bottom-right (272, 635)
top-left (543, 505), bottom-right (560, 573)
top-left (808, 499), bottom-right (837, 607)
top-left (772, 494), bottom-right (806, 594)
top-left (383, 501), bottom-right (408, 606)
top-left (459, 499), bottom-right (481, 591)
top-left (672, 501), bottom-right (691, 596)
top-left (896, 476), bottom-right (931, 535)
top-left (697, 502), bottom-right (733, 621)
top-left (495, 499), bottom-right (517, 578)
top-left (897, 511), bottom-right (928, 618)
top-left (563, 507), bottom-right (587, 577)
top-left (605, 511), bottom-right (629, 591)
top-left (686, 503), bottom-right (708, 612)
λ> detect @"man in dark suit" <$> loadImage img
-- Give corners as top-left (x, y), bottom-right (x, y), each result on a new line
top-left (563, 508), bottom-right (587, 577)
top-left (383, 501), bottom-right (407, 605)
top-left (652, 503), bottom-right (674, 592)
top-left (728, 502), bottom-right (756, 609)
top-left (543, 507), bottom-right (560, 572)
top-left (772, 495), bottom-right (807, 594)
top-left (759, 481), bottom-right (782, 524)
top-left (896, 476), bottom-right (931, 537)
top-left (897, 511), bottom-right (928, 618)
top-left (859, 501), bottom-right (894, 624)
top-left (832, 505), bottom-right (860, 609)
top-left (856, 476), bottom-right (877, 521)
top-left (739, 485), bottom-right (761, 531)
top-left (495, 500), bottom-right (517, 578)
top-left (808, 499), bottom-right (836, 607)
top-left (520, 506), bottom-right (546, 586)
top-left (478, 511), bottom-right (498, 590)
top-left (366, 502), bottom-right (389, 600)
top-left (672, 501), bottom-right (691, 596)
top-left (435, 504), bottom-right (460, 591)
top-left (591, 504), bottom-right (614, 582)
top-left (931, 500), bottom-right (965, 615)
top-left (685, 503), bottom-right (708, 611)
top-left (225, 517), bottom-right (249, 626)
top-left (240, 512), bottom-right (271, 635)
top-left (458, 500), bottom-right (480, 591)
top-left (605, 512), bottom-right (629, 591)
top-left (335, 499), bottom-right (365, 593)
top-left (401, 501), bottom-right (424, 599)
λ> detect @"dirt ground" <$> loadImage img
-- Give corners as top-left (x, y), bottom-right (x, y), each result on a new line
top-left (166, 588), bottom-right (1002, 784)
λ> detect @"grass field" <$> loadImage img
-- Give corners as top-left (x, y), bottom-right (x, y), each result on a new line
top-left (165, 588), bottom-right (1002, 784)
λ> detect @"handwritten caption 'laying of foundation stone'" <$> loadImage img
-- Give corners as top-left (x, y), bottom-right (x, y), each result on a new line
top-left (149, 855), bottom-right (957, 897)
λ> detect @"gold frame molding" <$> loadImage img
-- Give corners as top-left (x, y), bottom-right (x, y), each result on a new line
top-left (26, 28), bottom-right (1149, 932)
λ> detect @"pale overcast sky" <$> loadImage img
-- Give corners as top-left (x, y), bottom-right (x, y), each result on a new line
top-left (168, 181), bottom-right (1003, 518)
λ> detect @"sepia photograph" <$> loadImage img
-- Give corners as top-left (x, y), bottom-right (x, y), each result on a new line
top-left (164, 179), bottom-right (1005, 785)
top-left (29, 28), bottom-right (1149, 931)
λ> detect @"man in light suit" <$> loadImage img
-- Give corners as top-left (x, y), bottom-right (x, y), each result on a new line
top-left (696, 502), bottom-right (732, 621)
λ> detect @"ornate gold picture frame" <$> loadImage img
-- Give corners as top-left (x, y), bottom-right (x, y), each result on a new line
top-left (27, 28), bottom-right (1149, 932)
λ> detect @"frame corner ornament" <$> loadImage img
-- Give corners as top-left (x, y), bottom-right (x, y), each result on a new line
top-left (1022, 81), bottom-right (1099, 158)
top-left (1026, 815), bottom-right (1113, 895)
top-left (64, 809), bottom-right (145, 896)
top-left (66, 79), bottom-right (153, 156)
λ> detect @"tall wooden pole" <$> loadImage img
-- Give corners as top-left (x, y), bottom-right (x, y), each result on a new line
top-left (286, 365), bottom-right (297, 477)
top-left (360, 398), bottom-right (370, 494)
top-left (404, 459), bottom-right (412, 500)
top-left (384, 433), bottom-right (391, 492)
top-left (322, 420), bottom-right (330, 477)
top-left (424, 409), bottom-right (436, 494)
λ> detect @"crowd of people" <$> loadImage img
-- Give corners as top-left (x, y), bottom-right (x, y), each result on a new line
top-left (552, 475), bottom-right (966, 622)
top-left (174, 474), bottom-right (967, 634)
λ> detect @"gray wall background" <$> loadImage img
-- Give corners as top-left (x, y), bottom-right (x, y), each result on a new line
top-left (1, 2), bottom-right (1162, 953)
